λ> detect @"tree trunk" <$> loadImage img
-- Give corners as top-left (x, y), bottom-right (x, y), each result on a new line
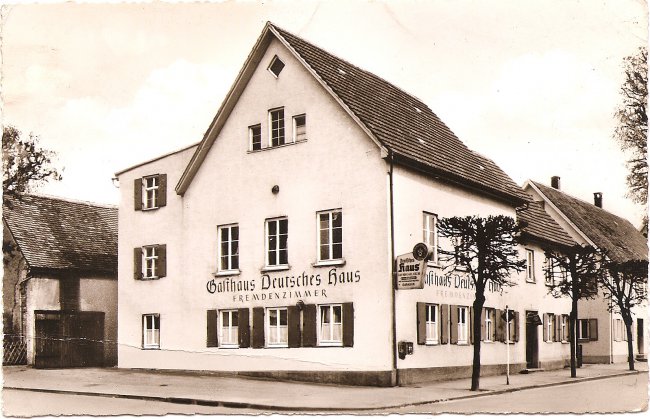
top-left (471, 296), bottom-right (485, 391)
top-left (570, 297), bottom-right (578, 378)
top-left (624, 316), bottom-right (635, 371)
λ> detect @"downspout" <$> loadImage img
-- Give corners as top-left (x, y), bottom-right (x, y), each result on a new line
top-left (388, 148), bottom-right (398, 386)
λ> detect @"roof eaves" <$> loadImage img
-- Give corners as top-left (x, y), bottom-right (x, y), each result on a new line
top-left (115, 142), bottom-right (199, 177)
top-left (2, 217), bottom-right (31, 271)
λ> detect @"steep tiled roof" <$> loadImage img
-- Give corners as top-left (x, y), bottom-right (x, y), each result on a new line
top-left (518, 201), bottom-right (576, 248)
top-left (3, 194), bottom-right (118, 275)
top-left (273, 25), bottom-right (529, 204)
top-left (531, 181), bottom-right (648, 262)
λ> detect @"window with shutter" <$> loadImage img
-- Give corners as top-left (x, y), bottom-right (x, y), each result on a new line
top-left (133, 247), bottom-right (143, 280)
top-left (342, 302), bottom-right (354, 347)
top-left (219, 309), bottom-right (239, 348)
top-left (543, 313), bottom-right (549, 342)
top-left (134, 178), bottom-right (143, 211)
top-left (416, 302), bottom-right (427, 345)
top-left (266, 307), bottom-right (288, 347)
top-left (318, 304), bottom-right (343, 346)
top-left (137, 174), bottom-right (167, 210)
top-left (206, 310), bottom-right (218, 348)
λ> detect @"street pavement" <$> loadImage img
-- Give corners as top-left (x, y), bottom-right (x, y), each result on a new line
top-left (2, 362), bottom-right (648, 413)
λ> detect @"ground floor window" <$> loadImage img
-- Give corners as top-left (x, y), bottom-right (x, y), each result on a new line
top-left (426, 304), bottom-right (439, 344)
top-left (318, 304), bottom-right (343, 346)
top-left (142, 314), bottom-right (160, 349)
top-left (544, 313), bottom-right (556, 342)
top-left (484, 308), bottom-right (495, 342)
top-left (266, 307), bottom-right (288, 347)
top-left (219, 310), bottom-right (239, 347)
top-left (457, 306), bottom-right (468, 344)
top-left (561, 314), bottom-right (569, 342)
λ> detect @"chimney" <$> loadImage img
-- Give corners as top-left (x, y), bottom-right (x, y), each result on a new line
top-left (551, 176), bottom-right (561, 189)
top-left (594, 192), bottom-right (603, 208)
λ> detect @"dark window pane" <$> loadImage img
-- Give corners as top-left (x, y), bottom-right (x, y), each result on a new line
top-left (232, 312), bottom-right (238, 327)
top-left (333, 243), bottom-right (342, 259)
top-left (279, 249), bottom-right (288, 265)
top-left (332, 212), bottom-right (342, 228)
top-left (333, 306), bottom-right (342, 323)
top-left (268, 221), bottom-right (277, 236)
top-left (332, 227), bottom-right (342, 244)
top-left (279, 219), bottom-right (288, 233)
top-left (280, 309), bottom-right (287, 326)
top-left (320, 245), bottom-right (329, 261)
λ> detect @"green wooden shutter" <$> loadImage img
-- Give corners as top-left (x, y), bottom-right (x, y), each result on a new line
top-left (133, 247), bottom-right (142, 279)
top-left (450, 305), bottom-right (458, 344)
top-left (342, 302), bottom-right (354, 347)
top-left (252, 307), bottom-right (265, 348)
top-left (158, 174), bottom-right (167, 207)
top-left (302, 304), bottom-right (317, 347)
top-left (238, 308), bottom-right (250, 348)
top-left (288, 306), bottom-right (301, 348)
top-left (416, 302), bottom-right (426, 345)
top-left (206, 310), bottom-right (218, 347)
top-left (440, 304), bottom-right (449, 344)
top-left (156, 244), bottom-right (167, 278)
top-left (134, 178), bottom-right (143, 211)
top-left (589, 318), bottom-right (598, 341)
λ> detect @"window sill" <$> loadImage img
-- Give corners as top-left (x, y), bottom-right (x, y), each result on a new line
top-left (318, 342), bottom-right (343, 347)
top-left (425, 341), bottom-right (440, 346)
top-left (261, 265), bottom-right (291, 273)
top-left (266, 344), bottom-right (289, 349)
top-left (142, 346), bottom-right (160, 350)
top-left (218, 345), bottom-right (240, 349)
top-left (247, 139), bottom-right (307, 153)
top-left (312, 259), bottom-right (346, 268)
top-left (141, 206), bottom-right (160, 212)
top-left (526, 278), bottom-right (536, 284)
top-left (139, 277), bottom-right (160, 281)
top-left (214, 270), bottom-right (241, 277)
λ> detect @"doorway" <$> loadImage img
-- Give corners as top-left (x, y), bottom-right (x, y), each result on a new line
top-left (526, 311), bottom-right (540, 368)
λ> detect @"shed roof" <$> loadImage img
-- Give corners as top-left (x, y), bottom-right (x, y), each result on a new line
top-left (3, 194), bottom-right (118, 275)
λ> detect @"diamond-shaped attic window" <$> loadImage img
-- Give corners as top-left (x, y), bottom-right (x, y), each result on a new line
top-left (268, 56), bottom-right (285, 77)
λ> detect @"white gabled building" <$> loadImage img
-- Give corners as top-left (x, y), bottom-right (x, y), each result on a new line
top-left (115, 22), bottom-right (574, 386)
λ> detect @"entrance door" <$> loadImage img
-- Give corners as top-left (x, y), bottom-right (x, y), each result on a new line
top-left (637, 319), bottom-right (645, 356)
top-left (526, 311), bottom-right (540, 368)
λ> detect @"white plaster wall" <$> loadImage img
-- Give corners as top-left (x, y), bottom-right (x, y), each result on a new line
top-left (117, 37), bottom-right (392, 372)
top-left (24, 278), bottom-right (60, 364)
top-left (394, 170), bottom-right (571, 369)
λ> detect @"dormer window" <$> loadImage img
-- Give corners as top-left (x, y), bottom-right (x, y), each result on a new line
top-left (268, 56), bottom-right (285, 78)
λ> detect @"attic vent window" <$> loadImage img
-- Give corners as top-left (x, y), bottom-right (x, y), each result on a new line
top-left (268, 56), bottom-right (285, 77)
top-left (338, 69), bottom-right (346, 75)
top-left (415, 107), bottom-right (421, 113)
top-left (418, 139), bottom-right (426, 145)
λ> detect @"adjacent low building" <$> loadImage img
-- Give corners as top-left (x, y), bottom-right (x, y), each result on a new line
top-left (2, 194), bottom-right (118, 367)
top-left (114, 22), bottom-right (585, 386)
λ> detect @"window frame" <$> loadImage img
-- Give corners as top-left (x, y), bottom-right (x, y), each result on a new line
top-left (317, 209), bottom-right (343, 264)
top-left (318, 304), bottom-right (343, 347)
top-left (425, 303), bottom-right (439, 345)
top-left (218, 309), bottom-right (240, 348)
top-left (422, 212), bottom-right (439, 265)
top-left (249, 124), bottom-right (262, 151)
top-left (561, 315), bottom-right (568, 343)
top-left (457, 306), bottom-right (469, 344)
top-left (217, 224), bottom-right (240, 274)
top-left (268, 107), bottom-right (286, 147)
top-left (292, 114), bottom-right (307, 142)
top-left (267, 55), bottom-right (285, 78)
top-left (142, 245), bottom-right (158, 279)
top-left (526, 249), bottom-right (535, 282)
top-left (142, 313), bottom-right (160, 349)
top-left (546, 313), bottom-right (555, 342)
top-left (265, 307), bottom-right (289, 348)
top-left (485, 308), bottom-right (495, 342)
top-left (578, 319), bottom-right (590, 340)
top-left (265, 217), bottom-right (289, 269)
top-left (142, 175), bottom-right (159, 210)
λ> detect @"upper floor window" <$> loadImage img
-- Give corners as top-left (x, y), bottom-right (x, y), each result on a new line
top-left (269, 108), bottom-right (285, 147)
top-left (249, 124), bottom-right (262, 151)
top-left (266, 218), bottom-right (288, 268)
top-left (318, 210), bottom-right (342, 262)
top-left (526, 249), bottom-right (535, 282)
top-left (134, 174), bottom-right (167, 211)
top-left (423, 212), bottom-right (438, 263)
top-left (268, 55), bottom-right (285, 78)
top-left (142, 314), bottom-right (160, 349)
top-left (218, 224), bottom-right (239, 273)
top-left (293, 114), bottom-right (306, 142)
top-left (134, 244), bottom-right (167, 280)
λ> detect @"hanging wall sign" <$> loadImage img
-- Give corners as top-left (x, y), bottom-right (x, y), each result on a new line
top-left (396, 252), bottom-right (426, 289)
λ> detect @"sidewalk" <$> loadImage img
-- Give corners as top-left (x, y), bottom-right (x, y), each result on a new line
top-left (2, 362), bottom-right (647, 411)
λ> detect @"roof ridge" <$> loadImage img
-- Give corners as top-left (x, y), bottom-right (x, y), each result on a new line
top-left (6, 192), bottom-right (118, 209)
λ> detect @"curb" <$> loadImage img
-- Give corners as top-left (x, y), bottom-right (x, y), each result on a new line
top-left (4, 369), bottom-right (644, 412)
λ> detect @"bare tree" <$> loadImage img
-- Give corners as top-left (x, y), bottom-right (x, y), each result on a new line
top-left (614, 47), bottom-right (647, 215)
top-left (600, 259), bottom-right (648, 371)
top-left (544, 245), bottom-right (604, 378)
top-left (2, 125), bottom-right (62, 199)
top-left (438, 215), bottom-right (526, 391)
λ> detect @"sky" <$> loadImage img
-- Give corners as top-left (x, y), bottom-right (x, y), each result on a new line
top-left (1, 0), bottom-right (647, 226)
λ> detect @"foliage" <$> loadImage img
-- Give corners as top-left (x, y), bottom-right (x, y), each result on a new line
top-left (2, 125), bottom-right (62, 198)
top-left (437, 215), bottom-right (526, 391)
top-left (614, 47), bottom-right (648, 206)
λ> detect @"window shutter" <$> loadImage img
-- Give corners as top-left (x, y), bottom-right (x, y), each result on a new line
top-left (133, 247), bottom-right (142, 279)
top-left (440, 304), bottom-right (449, 344)
top-left (287, 306), bottom-right (301, 348)
top-left (543, 313), bottom-right (549, 342)
top-left (416, 302), bottom-right (427, 345)
top-left (564, 315), bottom-right (570, 341)
top-left (496, 310), bottom-right (505, 342)
top-left (342, 302), bottom-right (354, 347)
top-left (134, 178), bottom-right (143, 211)
top-left (206, 310), bottom-right (218, 347)
top-left (513, 311), bottom-right (520, 342)
top-left (589, 318), bottom-right (598, 341)
top-left (450, 305), bottom-right (458, 344)
top-left (577, 319), bottom-right (582, 339)
top-left (480, 308), bottom-right (486, 341)
top-left (156, 244), bottom-right (167, 278)
top-left (302, 304), bottom-right (317, 347)
top-left (469, 307), bottom-right (474, 344)
top-left (555, 315), bottom-right (562, 342)
top-left (252, 307), bottom-right (265, 348)
top-left (158, 174), bottom-right (167, 207)
top-left (238, 308), bottom-right (250, 348)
